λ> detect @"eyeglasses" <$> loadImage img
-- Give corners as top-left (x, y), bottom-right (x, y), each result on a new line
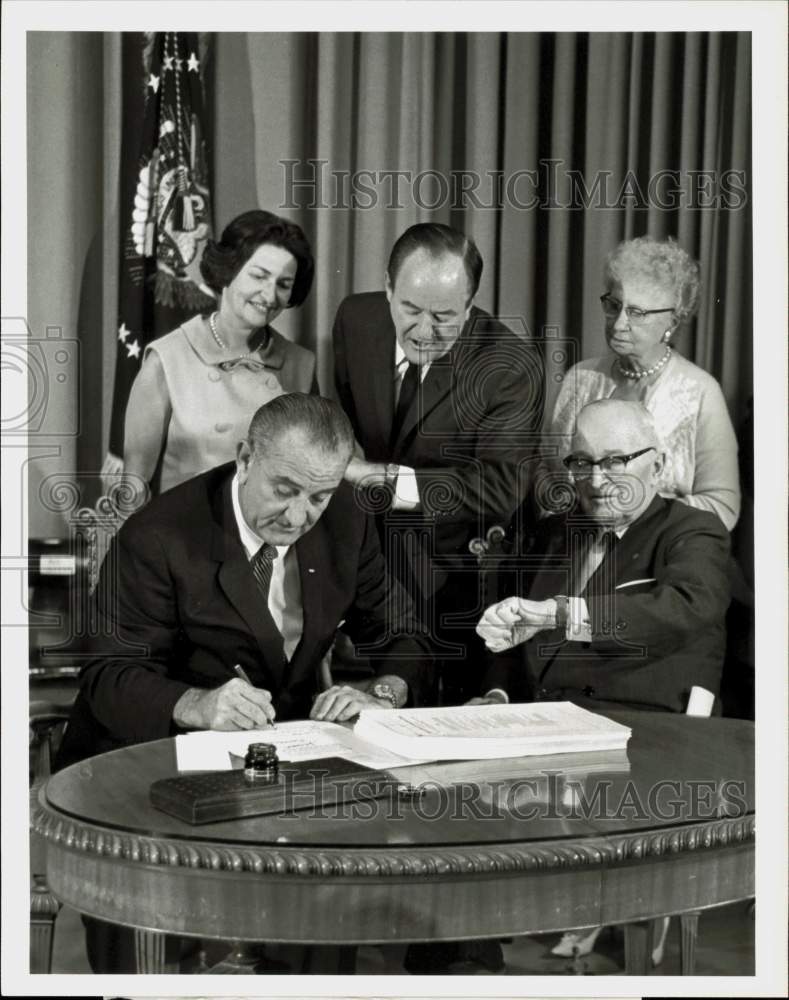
top-left (600, 293), bottom-right (674, 321)
top-left (563, 447), bottom-right (656, 476)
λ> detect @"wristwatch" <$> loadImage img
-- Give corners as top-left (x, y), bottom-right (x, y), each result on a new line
top-left (371, 681), bottom-right (399, 710)
top-left (384, 463), bottom-right (400, 489)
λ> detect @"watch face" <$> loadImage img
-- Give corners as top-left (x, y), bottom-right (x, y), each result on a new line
top-left (373, 683), bottom-right (393, 698)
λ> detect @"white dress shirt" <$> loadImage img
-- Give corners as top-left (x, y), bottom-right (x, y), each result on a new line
top-left (567, 524), bottom-right (629, 643)
top-left (391, 341), bottom-right (431, 510)
top-left (231, 473), bottom-right (303, 661)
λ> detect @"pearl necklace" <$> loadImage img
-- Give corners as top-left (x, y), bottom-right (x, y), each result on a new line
top-left (209, 311), bottom-right (230, 351)
top-left (616, 345), bottom-right (672, 380)
top-left (209, 311), bottom-right (267, 357)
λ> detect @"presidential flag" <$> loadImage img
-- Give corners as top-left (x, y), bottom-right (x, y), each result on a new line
top-left (105, 31), bottom-right (215, 479)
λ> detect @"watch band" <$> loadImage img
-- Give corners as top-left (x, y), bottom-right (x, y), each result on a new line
top-left (554, 595), bottom-right (568, 628)
top-left (372, 685), bottom-right (399, 710)
top-left (382, 464), bottom-right (400, 510)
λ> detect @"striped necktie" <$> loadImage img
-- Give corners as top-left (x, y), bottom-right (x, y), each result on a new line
top-left (251, 543), bottom-right (278, 605)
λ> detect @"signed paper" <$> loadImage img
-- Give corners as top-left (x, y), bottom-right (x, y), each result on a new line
top-left (175, 719), bottom-right (430, 772)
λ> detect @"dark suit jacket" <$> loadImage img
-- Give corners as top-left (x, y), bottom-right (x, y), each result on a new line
top-left (482, 496), bottom-right (731, 713)
top-left (57, 464), bottom-right (432, 768)
top-left (333, 291), bottom-right (543, 597)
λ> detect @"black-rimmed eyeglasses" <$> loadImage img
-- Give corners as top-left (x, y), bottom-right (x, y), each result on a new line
top-left (563, 447), bottom-right (656, 476)
top-left (600, 293), bottom-right (674, 321)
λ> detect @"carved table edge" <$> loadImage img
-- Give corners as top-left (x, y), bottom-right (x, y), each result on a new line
top-left (31, 796), bottom-right (754, 878)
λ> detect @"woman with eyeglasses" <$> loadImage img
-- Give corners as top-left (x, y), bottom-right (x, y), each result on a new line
top-left (122, 209), bottom-right (318, 509)
top-left (540, 235), bottom-right (740, 529)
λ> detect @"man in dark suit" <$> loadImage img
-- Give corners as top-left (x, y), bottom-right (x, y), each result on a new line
top-left (333, 222), bottom-right (542, 703)
top-left (58, 393), bottom-right (432, 770)
top-left (476, 398), bottom-right (731, 713)
top-left (57, 393), bottom-right (433, 973)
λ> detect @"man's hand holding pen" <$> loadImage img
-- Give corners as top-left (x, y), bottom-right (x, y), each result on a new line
top-left (172, 665), bottom-right (276, 732)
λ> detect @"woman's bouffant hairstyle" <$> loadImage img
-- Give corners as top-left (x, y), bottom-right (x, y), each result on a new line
top-left (200, 210), bottom-right (314, 306)
top-left (604, 235), bottom-right (701, 324)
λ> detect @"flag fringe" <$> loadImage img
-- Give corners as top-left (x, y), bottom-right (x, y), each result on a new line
top-left (154, 270), bottom-right (215, 310)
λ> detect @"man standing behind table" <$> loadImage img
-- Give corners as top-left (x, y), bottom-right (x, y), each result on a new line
top-left (333, 222), bottom-right (542, 704)
top-left (58, 393), bottom-right (432, 771)
top-left (476, 398), bottom-right (731, 713)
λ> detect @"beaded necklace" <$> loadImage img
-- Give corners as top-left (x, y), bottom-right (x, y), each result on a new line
top-left (616, 345), bottom-right (672, 380)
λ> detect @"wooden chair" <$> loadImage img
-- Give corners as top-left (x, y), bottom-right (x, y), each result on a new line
top-left (29, 484), bottom-right (135, 972)
top-left (552, 685), bottom-right (717, 974)
top-left (30, 700), bottom-right (72, 973)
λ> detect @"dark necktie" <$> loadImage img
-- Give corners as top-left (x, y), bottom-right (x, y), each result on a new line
top-left (248, 542), bottom-right (288, 673)
top-left (251, 543), bottom-right (278, 605)
top-left (390, 362), bottom-right (420, 448)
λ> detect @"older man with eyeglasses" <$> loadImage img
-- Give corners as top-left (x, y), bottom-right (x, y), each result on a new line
top-left (473, 398), bottom-right (731, 715)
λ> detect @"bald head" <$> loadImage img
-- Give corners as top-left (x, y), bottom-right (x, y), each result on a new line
top-left (568, 399), bottom-right (664, 526)
top-left (573, 399), bottom-right (658, 454)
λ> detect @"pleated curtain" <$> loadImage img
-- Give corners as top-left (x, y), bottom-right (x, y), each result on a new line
top-left (218, 33), bottom-right (752, 419)
top-left (27, 30), bottom-right (752, 536)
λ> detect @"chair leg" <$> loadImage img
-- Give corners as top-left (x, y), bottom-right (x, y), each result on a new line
top-left (623, 920), bottom-right (651, 975)
top-left (134, 929), bottom-right (180, 973)
top-left (679, 910), bottom-right (700, 975)
top-left (30, 875), bottom-right (62, 973)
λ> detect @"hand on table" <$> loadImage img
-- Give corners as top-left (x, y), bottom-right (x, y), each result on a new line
top-left (476, 597), bottom-right (558, 653)
top-left (173, 677), bottom-right (276, 731)
top-left (466, 691), bottom-right (509, 707)
top-left (310, 684), bottom-right (393, 723)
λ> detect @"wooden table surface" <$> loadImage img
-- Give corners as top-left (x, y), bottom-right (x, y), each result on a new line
top-left (32, 711), bottom-right (754, 970)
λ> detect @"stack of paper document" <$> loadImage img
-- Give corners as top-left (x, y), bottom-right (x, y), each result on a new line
top-left (353, 701), bottom-right (631, 761)
top-left (175, 703), bottom-right (631, 772)
top-left (175, 719), bottom-right (432, 772)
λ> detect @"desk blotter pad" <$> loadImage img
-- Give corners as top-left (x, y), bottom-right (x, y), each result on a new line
top-left (149, 756), bottom-right (399, 824)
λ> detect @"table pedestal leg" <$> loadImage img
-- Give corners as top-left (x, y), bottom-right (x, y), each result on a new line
top-left (30, 875), bottom-right (61, 973)
top-left (134, 929), bottom-right (180, 973)
top-left (623, 920), bottom-right (651, 975)
top-left (206, 942), bottom-right (294, 974)
top-left (206, 942), bottom-right (265, 974)
top-left (679, 910), bottom-right (700, 975)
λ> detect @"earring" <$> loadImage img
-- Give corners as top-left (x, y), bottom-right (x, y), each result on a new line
top-left (662, 330), bottom-right (672, 343)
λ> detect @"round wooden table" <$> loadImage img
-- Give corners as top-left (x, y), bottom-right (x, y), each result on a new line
top-left (32, 711), bottom-right (754, 974)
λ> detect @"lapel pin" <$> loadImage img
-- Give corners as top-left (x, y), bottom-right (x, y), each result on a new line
top-left (308, 568), bottom-right (316, 573)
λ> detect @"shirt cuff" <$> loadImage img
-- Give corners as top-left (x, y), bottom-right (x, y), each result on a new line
top-left (566, 597), bottom-right (592, 642)
top-left (392, 466), bottom-right (421, 510)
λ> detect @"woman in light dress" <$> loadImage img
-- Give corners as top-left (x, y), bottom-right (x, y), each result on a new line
top-left (123, 209), bottom-right (318, 508)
